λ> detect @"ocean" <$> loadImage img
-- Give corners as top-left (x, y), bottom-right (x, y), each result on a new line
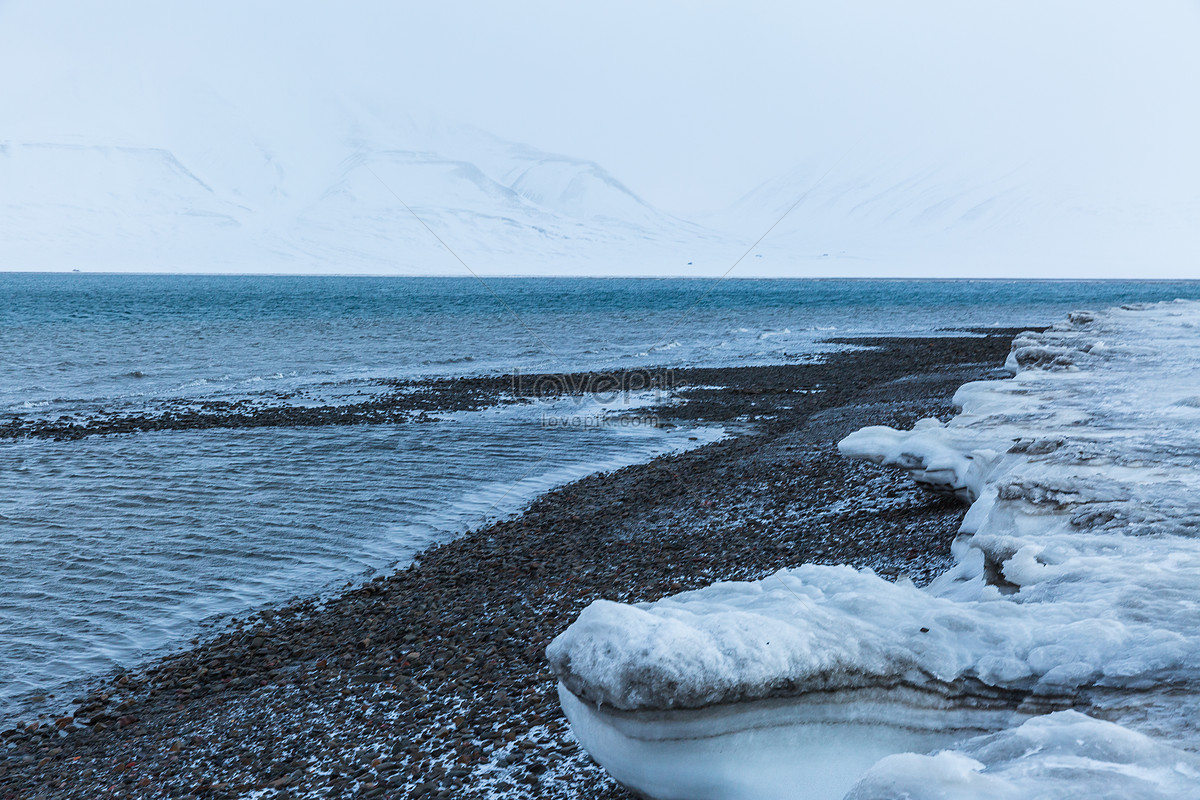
top-left (3, 274), bottom-right (1200, 717)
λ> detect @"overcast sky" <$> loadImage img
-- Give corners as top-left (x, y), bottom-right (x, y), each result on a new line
top-left (3, 0), bottom-right (1198, 217)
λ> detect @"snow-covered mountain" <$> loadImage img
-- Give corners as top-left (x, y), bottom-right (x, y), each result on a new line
top-left (278, 132), bottom-right (725, 274)
top-left (0, 126), bottom-right (725, 275)
top-left (706, 146), bottom-right (1200, 277)
top-left (3, 127), bottom-right (1196, 277)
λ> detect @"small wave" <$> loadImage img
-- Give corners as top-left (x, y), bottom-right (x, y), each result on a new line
top-left (178, 374), bottom-right (233, 389)
top-left (421, 355), bottom-right (476, 366)
top-left (758, 328), bottom-right (792, 340)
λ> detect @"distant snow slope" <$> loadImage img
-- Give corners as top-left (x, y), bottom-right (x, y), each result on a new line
top-left (0, 127), bottom-right (724, 275)
top-left (5, 123), bottom-right (1194, 276)
top-left (704, 147), bottom-right (1200, 277)
top-left (0, 39), bottom-right (1194, 277)
top-left (0, 142), bottom-right (251, 268)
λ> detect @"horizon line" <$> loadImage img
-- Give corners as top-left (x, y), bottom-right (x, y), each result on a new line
top-left (3, 270), bottom-right (1200, 284)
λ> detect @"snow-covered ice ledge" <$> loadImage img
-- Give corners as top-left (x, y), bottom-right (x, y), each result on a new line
top-left (547, 301), bottom-right (1200, 800)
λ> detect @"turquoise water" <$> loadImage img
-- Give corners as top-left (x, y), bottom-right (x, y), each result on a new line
top-left (3, 275), bottom-right (1200, 718)
top-left (5, 275), bottom-right (1200, 417)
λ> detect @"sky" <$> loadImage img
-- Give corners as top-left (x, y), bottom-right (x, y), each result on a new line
top-left (2, 0), bottom-right (1197, 215)
top-left (1, 1), bottom-right (1198, 275)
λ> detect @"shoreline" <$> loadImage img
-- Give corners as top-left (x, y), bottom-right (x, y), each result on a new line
top-left (0, 331), bottom-right (1024, 798)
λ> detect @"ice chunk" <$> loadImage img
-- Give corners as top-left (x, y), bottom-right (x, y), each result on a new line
top-left (846, 711), bottom-right (1200, 800)
top-left (548, 564), bottom-right (1196, 713)
top-left (558, 684), bottom-right (1000, 800)
top-left (837, 419), bottom-right (1000, 502)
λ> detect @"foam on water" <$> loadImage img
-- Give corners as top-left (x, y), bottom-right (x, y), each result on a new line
top-left (549, 301), bottom-right (1200, 798)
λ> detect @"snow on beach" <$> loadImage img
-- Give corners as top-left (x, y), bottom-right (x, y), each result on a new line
top-left (548, 301), bottom-right (1200, 799)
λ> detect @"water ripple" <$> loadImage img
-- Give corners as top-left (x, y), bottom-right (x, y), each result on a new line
top-left (0, 408), bottom-right (718, 718)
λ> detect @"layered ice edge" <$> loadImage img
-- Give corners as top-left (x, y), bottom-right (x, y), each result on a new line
top-left (547, 300), bottom-right (1200, 799)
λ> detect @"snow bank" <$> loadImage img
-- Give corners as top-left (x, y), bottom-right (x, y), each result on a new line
top-left (548, 300), bottom-right (1200, 798)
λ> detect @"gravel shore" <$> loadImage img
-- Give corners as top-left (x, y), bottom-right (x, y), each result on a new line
top-left (0, 331), bottom-right (1023, 799)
